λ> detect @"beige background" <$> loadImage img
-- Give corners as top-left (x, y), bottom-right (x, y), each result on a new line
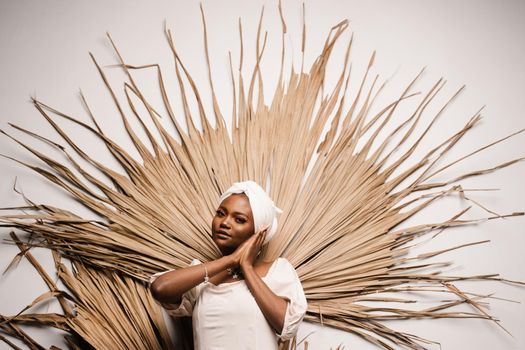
top-left (1, 0), bottom-right (524, 349)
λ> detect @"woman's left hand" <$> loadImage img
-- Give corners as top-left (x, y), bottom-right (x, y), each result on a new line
top-left (238, 227), bottom-right (267, 271)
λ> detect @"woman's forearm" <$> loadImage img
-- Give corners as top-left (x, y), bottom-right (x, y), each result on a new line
top-left (150, 255), bottom-right (235, 304)
top-left (242, 265), bottom-right (288, 334)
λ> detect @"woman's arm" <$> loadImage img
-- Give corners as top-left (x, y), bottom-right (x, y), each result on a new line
top-left (238, 230), bottom-right (288, 334)
top-left (150, 255), bottom-right (235, 305)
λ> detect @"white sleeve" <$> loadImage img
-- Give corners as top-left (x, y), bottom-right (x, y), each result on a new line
top-left (268, 258), bottom-right (308, 340)
top-left (149, 259), bottom-right (203, 317)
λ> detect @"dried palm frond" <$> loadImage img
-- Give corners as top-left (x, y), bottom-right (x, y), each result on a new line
top-left (1, 4), bottom-right (523, 350)
top-left (2, 232), bottom-right (174, 350)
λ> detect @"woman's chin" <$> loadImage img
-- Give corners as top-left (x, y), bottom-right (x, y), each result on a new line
top-left (213, 236), bottom-right (229, 247)
top-left (213, 238), bottom-right (236, 255)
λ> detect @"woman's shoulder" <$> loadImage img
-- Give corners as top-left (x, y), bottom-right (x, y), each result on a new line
top-left (276, 257), bottom-right (297, 268)
top-left (268, 257), bottom-right (299, 279)
top-left (274, 257), bottom-right (293, 268)
top-left (265, 258), bottom-right (304, 296)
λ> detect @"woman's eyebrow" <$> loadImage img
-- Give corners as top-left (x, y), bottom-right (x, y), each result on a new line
top-left (231, 211), bottom-right (249, 217)
top-left (217, 207), bottom-right (248, 217)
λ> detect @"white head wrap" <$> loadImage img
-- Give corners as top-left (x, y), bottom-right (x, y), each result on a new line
top-left (219, 181), bottom-right (282, 244)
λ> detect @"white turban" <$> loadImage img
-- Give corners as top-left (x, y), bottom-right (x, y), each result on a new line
top-left (219, 181), bottom-right (282, 244)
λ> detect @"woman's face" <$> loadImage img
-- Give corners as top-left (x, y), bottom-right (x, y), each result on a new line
top-left (212, 193), bottom-right (255, 255)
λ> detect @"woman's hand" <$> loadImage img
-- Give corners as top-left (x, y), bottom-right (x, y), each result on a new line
top-left (231, 226), bottom-right (267, 270)
top-left (237, 227), bottom-right (289, 335)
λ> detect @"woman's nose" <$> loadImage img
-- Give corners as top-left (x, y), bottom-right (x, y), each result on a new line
top-left (219, 216), bottom-right (231, 228)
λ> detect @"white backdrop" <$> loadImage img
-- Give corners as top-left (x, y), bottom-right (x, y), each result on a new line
top-left (1, 1), bottom-right (524, 349)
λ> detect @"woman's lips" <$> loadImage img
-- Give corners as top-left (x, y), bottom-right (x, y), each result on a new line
top-left (214, 230), bottom-right (231, 239)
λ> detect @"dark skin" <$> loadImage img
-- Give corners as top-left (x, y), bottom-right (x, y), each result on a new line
top-left (150, 194), bottom-right (288, 334)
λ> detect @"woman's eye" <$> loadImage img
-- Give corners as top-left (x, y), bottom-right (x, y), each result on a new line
top-left (215, 210), bottom-right (224, 217)
top-left (235, 218), bottom-right (246, 224)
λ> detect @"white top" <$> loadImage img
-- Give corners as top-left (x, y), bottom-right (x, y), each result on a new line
top-left (150, 258), bottom-right (307, 350)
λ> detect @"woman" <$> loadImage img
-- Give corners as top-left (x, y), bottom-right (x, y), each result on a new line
top-left (149, 181), bottom-right (307, 349)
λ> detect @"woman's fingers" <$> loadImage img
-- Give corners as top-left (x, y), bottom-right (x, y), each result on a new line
top-left (257, 224), bottom-right (270, 235)
top-left (256, 231), bottom-right (266, 256)
top-left (239, 226), bottom-right (269, 268)
top-left (258, 229), bottom-right (266, 246)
